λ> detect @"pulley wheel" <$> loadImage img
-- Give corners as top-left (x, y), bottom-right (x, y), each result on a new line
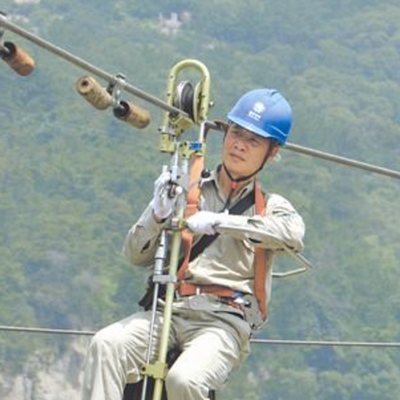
top-left (173, 80), bottom-right (196, 121)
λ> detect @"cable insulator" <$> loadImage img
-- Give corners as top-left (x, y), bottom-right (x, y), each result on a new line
top-left (113, 100), bottom-right (151, 129)
top-left (0, 41), bottom-right (35, 76)
top-left (75, 75), bottom-right (112, 110)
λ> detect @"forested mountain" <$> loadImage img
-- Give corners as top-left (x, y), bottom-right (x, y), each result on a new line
top-left (1, 0), bottom-right (399, 399)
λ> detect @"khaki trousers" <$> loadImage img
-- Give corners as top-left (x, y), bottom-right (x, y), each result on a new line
top-left (82, 296), bottom-right (251, 400)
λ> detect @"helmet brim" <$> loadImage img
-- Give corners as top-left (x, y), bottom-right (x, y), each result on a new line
top-left (228, 115), bottom-right (285, 146)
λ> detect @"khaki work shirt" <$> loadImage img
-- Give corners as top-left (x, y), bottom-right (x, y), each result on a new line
top-left (124, 169), bottom-right (305, 307)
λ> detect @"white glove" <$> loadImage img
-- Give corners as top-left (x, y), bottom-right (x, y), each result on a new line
top-left (153, 171), bottom-right (178, 220)
top-left (186, 211), bottom-right (227, 235)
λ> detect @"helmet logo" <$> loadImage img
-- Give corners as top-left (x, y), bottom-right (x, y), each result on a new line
top-left (247, 101), bottom-right (265, 121)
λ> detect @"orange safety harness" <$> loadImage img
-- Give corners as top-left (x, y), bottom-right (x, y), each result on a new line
top-left (176, 152), bottom-right (273, 322)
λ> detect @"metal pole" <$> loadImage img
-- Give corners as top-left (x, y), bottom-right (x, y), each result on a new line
top-left (140, 228), bottom-right (169, 400)
top-left (151, 158), bottom-right (190, 400)
top-left (0, 14), bottom-right (188, 117)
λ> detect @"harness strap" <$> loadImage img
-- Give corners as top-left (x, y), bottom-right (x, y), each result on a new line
top-left (185, 153), bottom-right (203, 219)
top-left (177, 281), bottom-right (236, 298)
top-left (186, 189), bottom-right (255, 264)
top-left (176, 282), bottom-right (244, 313)
top-left (179, 161), bottom-right (271, 322)
top-left (253, 179), bottom-right (273, 321)
top-left (179, 153), bottom-right (204, 280)
top-left (178, 186), bottom-right (257, 281)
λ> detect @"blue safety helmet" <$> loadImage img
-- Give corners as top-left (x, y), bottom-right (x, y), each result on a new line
top-left (227, 89), bottom-right (292, 146)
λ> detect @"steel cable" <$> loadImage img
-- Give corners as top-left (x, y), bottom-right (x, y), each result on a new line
top-left (1, 325), bottom-right (399, 348)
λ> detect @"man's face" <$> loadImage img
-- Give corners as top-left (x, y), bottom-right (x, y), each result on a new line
top-left (222, 124), bottom-right (277, 179)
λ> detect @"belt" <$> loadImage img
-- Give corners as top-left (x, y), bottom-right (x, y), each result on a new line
top-left (176, 282), bottom-right (244, 312)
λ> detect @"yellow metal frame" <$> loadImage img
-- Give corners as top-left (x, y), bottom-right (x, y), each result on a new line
top-left (141, 59), bottom-right (212, 400)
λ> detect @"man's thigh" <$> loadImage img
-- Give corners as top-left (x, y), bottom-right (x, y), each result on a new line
top-left (170, 324), bottom-right (242, 390)
top-left (96, 310), bottom-right (175, 383)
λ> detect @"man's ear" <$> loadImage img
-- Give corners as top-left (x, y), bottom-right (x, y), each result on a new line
top-left (265, 142), bottom-right (281, 165)
top-left (270, 142), bottom-right (281, 159)
top-left (271, 145), bottom-right (280, 159)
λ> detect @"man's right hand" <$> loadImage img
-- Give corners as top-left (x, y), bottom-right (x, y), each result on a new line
top-left (152, 170), bottom-right (178, 222)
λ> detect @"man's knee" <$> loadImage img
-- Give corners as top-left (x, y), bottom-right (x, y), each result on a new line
top-left (165, 368), bottom-right (209, 399)
top-left (89, 327), bottom-right (124, 361)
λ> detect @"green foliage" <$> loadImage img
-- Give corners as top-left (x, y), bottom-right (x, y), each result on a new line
top-left (0, 0), bottom-right (400, 398)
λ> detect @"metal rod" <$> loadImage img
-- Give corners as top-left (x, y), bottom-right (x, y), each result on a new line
top-left (152, 232), bottom-right (181, 400)
top-left (152, 205), bottom-right (186, 400)
top-left (141, 229), bottom-right (168, 400)
top-left (0, 14), bottom-right (188, 116)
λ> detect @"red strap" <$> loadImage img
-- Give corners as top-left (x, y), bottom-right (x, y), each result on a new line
top-left (185, 153), bottom-right (203, 219)
top-left (179, 172), bottom-right (272, 322)
top-left (178, 153), bottom-right (204, 280)
top-left (177, 282), bottom-right (236, 298)
top-left (253, 179), bottom-right (272, 321)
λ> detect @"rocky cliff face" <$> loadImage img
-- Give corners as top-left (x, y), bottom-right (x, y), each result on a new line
top-left (2, 339), bottom-right (89, 400)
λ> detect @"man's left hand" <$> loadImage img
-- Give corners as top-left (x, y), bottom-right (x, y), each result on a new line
top-left (186, 211), bottom-right (228, 235)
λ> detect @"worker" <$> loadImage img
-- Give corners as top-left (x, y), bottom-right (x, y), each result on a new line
top-left (82, 88), bottom-right (305, 400)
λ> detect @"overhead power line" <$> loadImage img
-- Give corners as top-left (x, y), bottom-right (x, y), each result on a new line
top-left (284, 143), bottom-right (400, 180)
top-left (205, 121), bottom-right (400, 180)
top-left (251, 338), bottom-right (400, 348)
top-left (1, 325), bottom-right (400, 348)
top-left (1, 15), bottom-right (400, 181)
top-left (0, 325), bottom-right (95, 336)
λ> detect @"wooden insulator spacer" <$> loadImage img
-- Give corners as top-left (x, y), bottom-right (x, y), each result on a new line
top-left (114, 100), bottom-right (151, 129)
top-left (75, 75), bottom-right (112, 110)
top-left (1, 42), bottom-right (35, 76)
